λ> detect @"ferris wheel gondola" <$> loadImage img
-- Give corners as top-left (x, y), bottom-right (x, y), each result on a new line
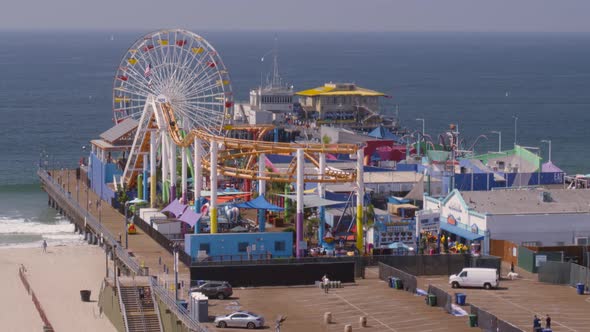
top-left (112, 29), bottom-right (233, 135)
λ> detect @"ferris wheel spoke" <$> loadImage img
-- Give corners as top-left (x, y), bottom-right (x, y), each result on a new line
top-left (184, 91), bottom-right (225, 102)
top-left (180, 69), bottom-right (222, 99)
top-left (176, 54), bottom-right (219, 94)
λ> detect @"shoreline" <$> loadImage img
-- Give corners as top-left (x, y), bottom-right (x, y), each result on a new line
top-left (0, 245), bottom-right (116, 332)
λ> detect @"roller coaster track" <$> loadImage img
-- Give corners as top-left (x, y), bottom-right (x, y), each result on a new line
top-left (123, 100), bottom-right (359, 188)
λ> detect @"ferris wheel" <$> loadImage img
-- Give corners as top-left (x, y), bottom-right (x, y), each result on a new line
top-left (112, 29), bottom-right (233, 135)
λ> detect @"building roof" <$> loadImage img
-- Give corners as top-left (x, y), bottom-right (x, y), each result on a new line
top-left (365, 171), bottom-right (440, 184)
top-left (461, 189), bottom-right (590, 215)
top-left (100, 118), bottom-right (138, 144)
top-left (296, 83), bottom-right (385, 97)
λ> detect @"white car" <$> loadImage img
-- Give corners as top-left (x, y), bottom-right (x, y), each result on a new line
top-left (449, 268), bottom-right (499, 290)
top-left (215, 311), bottom-right (265, 329)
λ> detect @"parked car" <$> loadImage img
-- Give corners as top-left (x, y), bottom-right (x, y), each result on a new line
top-left (215, 311), bottom-right (265, 329)
top-left (449, 268), bottom-right (499, 290)
top-left (191, 281), bottom-right (233, 299)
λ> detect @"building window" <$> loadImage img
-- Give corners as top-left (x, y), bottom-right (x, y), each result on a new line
top-left (199, 243), bottom-right (210, 254)
top-left (274, 241), bottom-right (286, 251)
top-left (238, 242), bottom-right (249, 252)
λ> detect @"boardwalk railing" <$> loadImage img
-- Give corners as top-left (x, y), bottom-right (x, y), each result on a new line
top-left (150, 278), bottom-right (208, 332)
top-left (38, 168), bottom-right (209, 332)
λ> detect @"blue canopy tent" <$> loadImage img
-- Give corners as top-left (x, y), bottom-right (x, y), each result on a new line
top-left (234, 195), bottom-right (284, 212)
top-left (368, 125), bottom-right (400, 141)
top-left (234, 195), bottom-right (283, 232)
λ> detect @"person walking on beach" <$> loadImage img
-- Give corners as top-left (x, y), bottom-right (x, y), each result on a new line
top-left (42, 240), bottom-right (47, 253)
top-left (322, 274), bottom-right (330, 294)
top-left (545, 314), bottom-right (551, 329)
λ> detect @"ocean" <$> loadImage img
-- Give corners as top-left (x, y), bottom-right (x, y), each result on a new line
top-left (1, 30), bottom-right (590, 247)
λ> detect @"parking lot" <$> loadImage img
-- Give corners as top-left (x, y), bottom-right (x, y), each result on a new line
top-left (419, 275), bottom-right (590, 332)
top-left (204, 267), bottom-right (472, 332)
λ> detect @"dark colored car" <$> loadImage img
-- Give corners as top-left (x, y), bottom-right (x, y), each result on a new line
top-left (191, 281), bottom-right (233, 299)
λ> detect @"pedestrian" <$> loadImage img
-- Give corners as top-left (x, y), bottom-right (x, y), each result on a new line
top-left (533, 315), bottom-right (541, 332)
top-left (322, 274), bottom-right (330, 294)
top-left (42, 240), bottom-right (47, 253)
top-left (139, 287), bottom-right (145, 302)
top-left (545, 314), bottom-right (551, 329)
top-left (511, 262), bottom-right (515, 273)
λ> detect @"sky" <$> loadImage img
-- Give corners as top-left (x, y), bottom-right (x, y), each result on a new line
top-left (2, 0), bottom-right (590, 32)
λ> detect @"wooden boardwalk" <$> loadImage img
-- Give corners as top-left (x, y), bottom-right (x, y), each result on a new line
top-left (54, 169), bottom-right (191, 297)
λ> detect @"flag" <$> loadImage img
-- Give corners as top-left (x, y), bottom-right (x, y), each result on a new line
top-left (144, 63), bottom-right (152, 77)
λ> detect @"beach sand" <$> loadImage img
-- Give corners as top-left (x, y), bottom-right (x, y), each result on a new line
top-left (0, 244), bottom-right (116, 332)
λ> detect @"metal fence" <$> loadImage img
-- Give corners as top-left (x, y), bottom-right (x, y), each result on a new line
top-left (378, 262), bottom-right (418, 293)
top-left (427, 285), bottom-right (453, 314)
top-left (39, 169), bottom-right (209, 332)
top-left (538, 261), bottom-right (590, 288)
top-left (470, 304), bottom-right (524, 332)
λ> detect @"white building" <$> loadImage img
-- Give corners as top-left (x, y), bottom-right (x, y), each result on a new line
top-left (423, 188), bottom-right (590, 254)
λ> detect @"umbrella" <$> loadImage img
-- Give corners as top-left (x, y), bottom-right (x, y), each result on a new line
top-left (388, 242), bottom-right (409, 250)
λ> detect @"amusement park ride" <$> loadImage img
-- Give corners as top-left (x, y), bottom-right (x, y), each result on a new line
top-left (112, 29), bottom-right (366, 257)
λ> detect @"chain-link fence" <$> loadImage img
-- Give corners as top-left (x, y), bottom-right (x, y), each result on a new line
top-left (378, 262), bottom-right (418, 293)
top-left (470, 305), bottom-right (524, 332)
top-left (538, 261), bottom-right (590, 290)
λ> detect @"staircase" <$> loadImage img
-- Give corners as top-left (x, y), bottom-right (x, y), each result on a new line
top-left (119, 284), bottom-right (162, 332)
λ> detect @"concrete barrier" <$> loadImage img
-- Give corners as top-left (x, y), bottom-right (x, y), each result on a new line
top-left (359, 316), bottom-right (367, 327)
top-left (344, 324), bottom-right (352, 332)
top-left (324, 312), bottom-right (332, 324)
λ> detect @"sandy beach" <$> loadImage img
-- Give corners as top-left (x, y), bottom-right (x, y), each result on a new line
top-left (0, 244), bottom-right (116, 332)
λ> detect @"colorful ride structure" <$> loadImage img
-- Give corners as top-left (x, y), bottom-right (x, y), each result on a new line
top-left (113, 29), bottom-right (366, 256)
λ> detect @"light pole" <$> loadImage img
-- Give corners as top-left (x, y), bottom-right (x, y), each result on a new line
top-left (173, 243), bottom-right (179, 301)
top-left (416, 118), bottom-right (425, 156)
top-left (512, 115), bottom-right (518, 146)
top-left (541, 139), bottom-right (552, 163)
top-left (490, 131), bottom-right (502, 152)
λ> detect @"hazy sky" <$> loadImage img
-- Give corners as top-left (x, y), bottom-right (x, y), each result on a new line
top-left (3, 0), bottom-right (590, 32)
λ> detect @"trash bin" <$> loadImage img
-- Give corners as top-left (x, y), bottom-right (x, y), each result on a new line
top-left (394, 278), bottom-right (403, 290)
top-left (80, 290), bottom-right (91, 302)
top-left (388, 277), bottom-right (396, 288)
top-left (468, 314), bottom-right (478, 327)
top-left (427, 294), bottom-right (437, 306)
top-left (576, 283), bottom-right (585, 295)
top-left (455, 293), bottom-right (466, 306)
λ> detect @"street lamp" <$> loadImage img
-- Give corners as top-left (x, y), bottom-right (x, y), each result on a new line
top-left (512, 115), bottom-right (518, 146)
top-left (490, 131), bottom-right (502, 152)
top-left (541, 140), bottom-right (552, 163)
top-left (124, 198), bottom-right (147, 249)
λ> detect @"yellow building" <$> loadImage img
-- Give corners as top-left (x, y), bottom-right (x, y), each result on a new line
top-left (296, 83), bottom-right (385, 123)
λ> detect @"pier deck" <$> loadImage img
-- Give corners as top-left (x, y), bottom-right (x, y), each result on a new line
top-left (52, 168), bottom-right (191, 290)
top-left (419, 275), bottom-right (590, 332)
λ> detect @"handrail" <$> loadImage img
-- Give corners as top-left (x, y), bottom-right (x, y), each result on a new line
top-left (116, 273), bottom-right (131, 332)
top-left (150, 278), bottom-right (165, 332)
top-left (38, 169), bottom-right (142, 274)
top-left (38, 168), bottom-right (209, 332)
top-left (132, 277), bottom-right (148, 332)
top-left (151, 279), bottom-right (209, 332)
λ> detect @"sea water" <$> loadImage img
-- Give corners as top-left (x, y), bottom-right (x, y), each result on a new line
top-left (1, 30), bottom-right (590, 247)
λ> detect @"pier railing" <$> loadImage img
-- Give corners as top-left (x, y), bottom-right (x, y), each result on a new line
top-left (150, 277), bottom-right (209, 332)
top-left (38, 168), bottom-right (209, 332)
top-left (38, 168), bottom-right (142, 274)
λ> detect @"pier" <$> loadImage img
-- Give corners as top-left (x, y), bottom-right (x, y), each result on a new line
top-left (38, 167), bottom-right (207, 332)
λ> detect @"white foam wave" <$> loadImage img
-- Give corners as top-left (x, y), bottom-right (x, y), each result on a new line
top-left (0, 238), bottom-right (88, 249)
top-left (0, 219), bottom-right (74, 235)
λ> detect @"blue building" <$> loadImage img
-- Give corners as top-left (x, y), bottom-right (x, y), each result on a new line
top-left (185, 232), bottom-right (294, 261)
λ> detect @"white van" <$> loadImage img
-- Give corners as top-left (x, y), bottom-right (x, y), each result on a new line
top-left (449, 268), bottom-right (499, 290)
